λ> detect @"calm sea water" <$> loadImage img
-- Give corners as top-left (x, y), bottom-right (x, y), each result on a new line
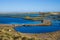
top-left (0, 17), bottom-right (60, 33)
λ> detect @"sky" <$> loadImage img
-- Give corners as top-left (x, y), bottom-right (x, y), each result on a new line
top-left (0, 0), bottom-right (60, 12)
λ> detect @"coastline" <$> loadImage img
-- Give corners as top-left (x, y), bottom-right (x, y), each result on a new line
top-left (22, 31), bottom-right (60, 40)
top-left (0, 20), bottom-right (51, 27)
top-left (0, 25), bottom-right (60, 40)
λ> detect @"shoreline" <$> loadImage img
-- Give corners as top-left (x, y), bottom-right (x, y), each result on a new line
top-left (0, 20), bottom-right (51, 27)
top-left (21, 31), bottom-right (60, 40)
top-left (0, 24), bottom-right (60, 40)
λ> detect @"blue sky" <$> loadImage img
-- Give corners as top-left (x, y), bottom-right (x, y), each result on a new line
top-left (0, 0), bottom-right (60, 12)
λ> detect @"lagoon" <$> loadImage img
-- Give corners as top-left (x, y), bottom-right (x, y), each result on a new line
top-left (0, 17), bottom-right (60, 33)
